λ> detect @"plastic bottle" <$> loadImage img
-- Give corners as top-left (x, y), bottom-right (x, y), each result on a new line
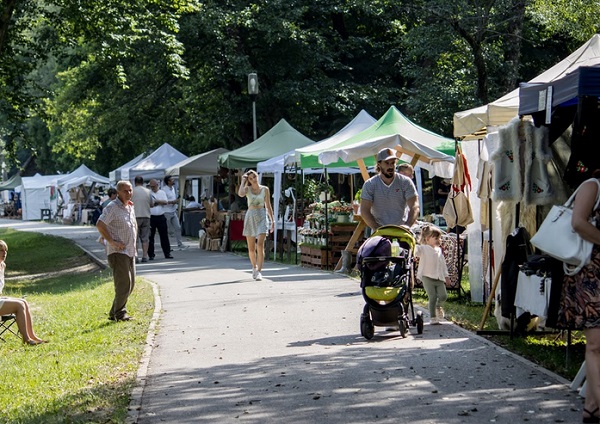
top-left (391, 239), bottom-right (400, 257)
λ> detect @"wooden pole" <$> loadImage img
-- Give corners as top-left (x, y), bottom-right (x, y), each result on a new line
top-left (479, 266), bottom-right (503, 331)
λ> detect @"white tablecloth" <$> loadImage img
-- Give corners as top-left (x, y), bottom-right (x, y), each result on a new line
top-left (514, 271), bottom-right (551, 319)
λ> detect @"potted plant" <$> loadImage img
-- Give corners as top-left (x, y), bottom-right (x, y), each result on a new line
top-left (317, 180), bottom-right (334, 202)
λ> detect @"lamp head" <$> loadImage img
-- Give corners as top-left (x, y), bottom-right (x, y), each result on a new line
top-left (248, 73), bottom-right (259, 95)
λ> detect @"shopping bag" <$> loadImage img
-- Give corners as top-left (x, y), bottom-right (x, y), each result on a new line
top-left (530, 178), bottom-right (600, 275)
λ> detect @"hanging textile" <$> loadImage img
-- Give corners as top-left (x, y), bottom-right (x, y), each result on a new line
top-left (491, 117), bottom-right (522, 202)
top-left (443, 145), bottom-right (474, 230)
top-left (523, 123), bottom-right (554, 206)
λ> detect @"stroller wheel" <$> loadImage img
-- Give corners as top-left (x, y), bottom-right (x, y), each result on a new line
top-left (398, 319), bottom-right (408, 338)
top-left (360, 313), bottom-right (374, 340)
top-left (416, 311), bottom-right (424, 334)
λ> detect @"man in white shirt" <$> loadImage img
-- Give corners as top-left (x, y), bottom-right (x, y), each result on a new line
top-left (163, 176), bottom-right (185, 248)
top-left (148, 179), bottom-right (173, 260)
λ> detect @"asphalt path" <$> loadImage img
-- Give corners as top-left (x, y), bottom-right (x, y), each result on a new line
top-left (0, 218), bottom-right (584, 423)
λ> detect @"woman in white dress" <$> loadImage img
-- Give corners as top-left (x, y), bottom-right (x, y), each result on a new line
top-left (237, 170), bottom-right (274, 281)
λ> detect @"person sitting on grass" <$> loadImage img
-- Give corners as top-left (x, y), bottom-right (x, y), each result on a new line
top-left (0, 240), bottom-right (47, 345)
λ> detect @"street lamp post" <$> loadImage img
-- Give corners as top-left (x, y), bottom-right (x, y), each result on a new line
top-left (248, 73), bottom-right (259, 140)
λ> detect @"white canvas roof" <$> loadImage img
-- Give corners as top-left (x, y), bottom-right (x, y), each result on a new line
top-left (124, 143), bottom-right (188, 181)
top-left (454, 34), bottom-right (600, 138)
top-left (166, 147), bottom-right (229, 202)
top-left (109, 153), bottom-right (146, 184)
top-left (56, 164), bottom-right (110, 191)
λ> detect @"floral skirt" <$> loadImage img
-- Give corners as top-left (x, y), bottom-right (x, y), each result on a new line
top-left (243, 208), bottom-right (268, 238)
top-left (557, 245), bottom-right (600, 330)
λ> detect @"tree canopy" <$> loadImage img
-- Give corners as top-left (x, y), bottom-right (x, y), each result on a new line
top-left (1, 0), bottom-right (599, 175)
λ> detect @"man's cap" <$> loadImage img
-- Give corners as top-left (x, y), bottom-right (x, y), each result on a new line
top-left (377, 148), bottom-right (397, 162)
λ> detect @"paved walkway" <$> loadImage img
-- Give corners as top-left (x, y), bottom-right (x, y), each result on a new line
top-left (0, 218), bottom-right (585, 423)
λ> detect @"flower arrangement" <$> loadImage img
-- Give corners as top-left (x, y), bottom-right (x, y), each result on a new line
top-left (331, 202), bottom-right (353, 215)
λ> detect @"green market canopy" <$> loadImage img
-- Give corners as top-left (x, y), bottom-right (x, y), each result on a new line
top-left (319, 106), bottom-right (455, 179)
top-left (218, 119), bottom-right (314, 170)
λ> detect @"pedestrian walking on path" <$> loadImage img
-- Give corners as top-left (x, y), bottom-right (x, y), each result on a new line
top-left (237, 170), bottom-right (274, 281)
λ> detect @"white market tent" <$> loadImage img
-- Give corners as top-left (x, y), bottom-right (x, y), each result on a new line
top-left (165, 147), bottom-right (229, 201)
top-left (109, 153), bottom-right (146, 185)
top-left (56, 164), bottom-right (110, 192)
top-left (454, 34), bottom-right (600, 138)
top-left (21, 173), bottom-right (60, 221)
top-left (122, 143), bottom-right (188, 182)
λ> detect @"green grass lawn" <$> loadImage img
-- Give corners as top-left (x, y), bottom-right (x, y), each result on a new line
top-left (0, 229), bottom-right (154, 424)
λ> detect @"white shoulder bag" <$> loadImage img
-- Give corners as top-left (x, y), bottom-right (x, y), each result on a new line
top-left (530, 178), bottom-right (600, 276)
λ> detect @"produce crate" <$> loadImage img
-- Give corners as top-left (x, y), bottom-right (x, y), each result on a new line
top-left (300, 245), bottom-right (335, 269)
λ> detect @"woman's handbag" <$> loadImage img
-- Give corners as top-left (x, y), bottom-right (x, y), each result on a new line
top-left (530, 178), bottom-right (600, 276)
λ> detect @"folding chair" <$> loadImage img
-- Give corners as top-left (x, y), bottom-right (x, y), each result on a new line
top-left (0, 314), bottom-right (18, 341)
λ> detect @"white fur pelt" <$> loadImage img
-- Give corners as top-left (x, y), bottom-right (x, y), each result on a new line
top-left (491, 117), bottom-right (522, 202)
top-left (523, 123), bottom-right (554, 206)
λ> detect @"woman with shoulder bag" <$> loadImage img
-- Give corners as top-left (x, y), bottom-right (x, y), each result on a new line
top-left (557, 170), bottom-right (600, 423)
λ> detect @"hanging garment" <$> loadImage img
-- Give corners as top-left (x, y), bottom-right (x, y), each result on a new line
top-left (500, 227), bottom-right (533, 318)
top-left (523, 123), bottom-right (554, 206)
top-left (492, 117), bottom-right (522, 202)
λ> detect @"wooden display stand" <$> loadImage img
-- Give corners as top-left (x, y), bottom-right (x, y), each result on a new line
top-left (300, 245), bottom-right (335, 269)
top-left (333, 215), bottom-right (367, 271)
top-left (329, 222), bottom-right (362, 269)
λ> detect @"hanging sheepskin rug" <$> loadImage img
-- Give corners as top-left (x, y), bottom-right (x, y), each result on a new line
top-left (491, 117), bottom-right (522, 202)
top-left (523, 122), bottom-right (554, 206)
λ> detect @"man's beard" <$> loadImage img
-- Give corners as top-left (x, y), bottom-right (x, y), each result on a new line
top-left (381, 168), bottom-right (395, 179)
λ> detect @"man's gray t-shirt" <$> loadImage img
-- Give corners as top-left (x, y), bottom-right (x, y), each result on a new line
top-left (361, 173), bottom-right (417, 226)
top-left (132, 185), bottom-right (152, 218)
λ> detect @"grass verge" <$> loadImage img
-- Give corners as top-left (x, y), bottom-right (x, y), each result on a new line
top-left (0, 229), bottom-right (154, 424)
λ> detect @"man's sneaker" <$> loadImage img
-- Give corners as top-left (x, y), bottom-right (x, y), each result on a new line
top-left (141, 257), bottom-right (149, 263)
top-left (252, 268), bottom-right (258, 279)
top-left (178, 244), bottom-right (188, 250)
top-left (430, 317), bottom-right (440, 325)
top-left (255, 272), bottom-right (262, 281)
top-left (436, 306), bottom-right (445, 320)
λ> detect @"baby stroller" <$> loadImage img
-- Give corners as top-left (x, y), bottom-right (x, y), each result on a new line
top-left (357, 225), bottom-right (424, 339)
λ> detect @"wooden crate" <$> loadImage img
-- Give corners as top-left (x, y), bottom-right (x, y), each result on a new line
top-left (300, 245), bottom-right (335, 269)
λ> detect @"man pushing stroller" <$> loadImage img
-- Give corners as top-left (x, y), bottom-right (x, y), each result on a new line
top-left (360, 148), bottom-right (420, 231)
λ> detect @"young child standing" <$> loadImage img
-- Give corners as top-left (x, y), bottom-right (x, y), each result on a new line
top-left (415, 225), bottom-right (450, 325)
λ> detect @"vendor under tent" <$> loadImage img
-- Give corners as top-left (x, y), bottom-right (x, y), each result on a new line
top-left (123, 143), bottom-right (188, 182)
top-left (218, 119), bottom-right (314, 170)
top-left (166, 147), bottom-right (230, 209)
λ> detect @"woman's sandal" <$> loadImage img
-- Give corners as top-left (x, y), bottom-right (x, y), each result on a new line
top-left (583, 407), bottom-right (600, 423)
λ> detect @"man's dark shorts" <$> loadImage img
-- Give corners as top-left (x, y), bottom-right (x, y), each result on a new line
top-left (136, 217), bottom-right (151, 242)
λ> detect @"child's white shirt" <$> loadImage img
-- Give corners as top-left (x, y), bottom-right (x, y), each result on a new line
top-left (415, 244), bottom-right (449, 281)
